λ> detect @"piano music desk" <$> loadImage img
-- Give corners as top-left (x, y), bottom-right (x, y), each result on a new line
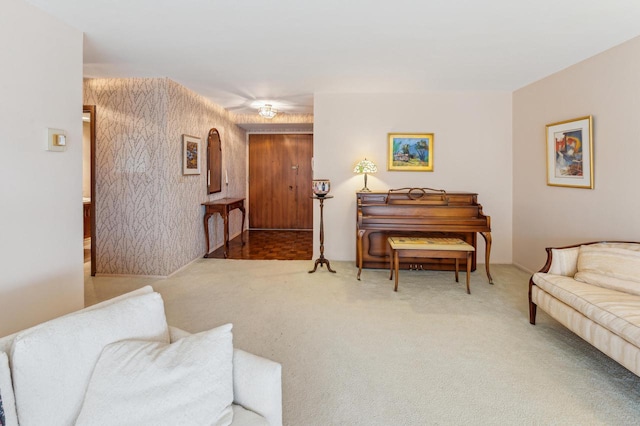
top-left (388, 237), bottom-right (475, 293)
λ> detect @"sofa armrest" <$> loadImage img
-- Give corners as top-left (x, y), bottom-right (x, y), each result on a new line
top-left (529, 245), bottom-right (580, 325)
top-left (233, 349), bottom-right (282, 426)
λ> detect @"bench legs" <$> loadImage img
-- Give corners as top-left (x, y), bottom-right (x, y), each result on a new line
top-left (389, 248), bottom-right (472, 294)
top-left (388, 250), bottom-right (400, 292)
top-left (465, 252), bottom-right (471, 294)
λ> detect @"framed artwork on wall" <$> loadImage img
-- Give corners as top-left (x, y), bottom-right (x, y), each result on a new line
top-left (387, 133), bottom-right (434, 171)
top-left (182, 134), bottom-right (201, 175)
top-left (546, 116), bottom-right (593, 189)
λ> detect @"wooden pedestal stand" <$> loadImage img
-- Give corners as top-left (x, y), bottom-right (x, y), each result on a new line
top-left (309, 195), bottom-right (336, 273)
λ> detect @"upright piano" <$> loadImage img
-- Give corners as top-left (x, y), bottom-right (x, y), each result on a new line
top-left (356, 188), bottom-right (492, 282)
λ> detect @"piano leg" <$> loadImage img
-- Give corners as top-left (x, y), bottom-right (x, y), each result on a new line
top-left (480, 231), bottom-right (494, 284)
top-left (357, 229), bottom-right (365, 280)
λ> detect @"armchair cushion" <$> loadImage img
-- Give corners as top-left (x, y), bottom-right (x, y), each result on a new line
top-left (10, 292), bottom-right (169, 426)
top-left (169, 326), bottom-right (283, 426)
top-left (76, 324), bottom-right (234, 426)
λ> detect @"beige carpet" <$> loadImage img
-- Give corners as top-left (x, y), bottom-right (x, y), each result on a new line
top-left (85, 261), bottom-right (640, 425)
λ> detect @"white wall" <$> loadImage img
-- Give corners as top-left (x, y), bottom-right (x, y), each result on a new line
top-left (313, 92), bottom-right (513, 266)
top-left (0, 0), bottom-right (84, 336)
top-left (513, 35), bottom-right (640, 272)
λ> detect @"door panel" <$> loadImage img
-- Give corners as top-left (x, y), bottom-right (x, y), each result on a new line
top-left (249, 134), bottom-right (313, 229)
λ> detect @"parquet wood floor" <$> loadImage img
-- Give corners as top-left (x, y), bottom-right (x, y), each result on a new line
top-left (206, 230), bottom-right (313, 260)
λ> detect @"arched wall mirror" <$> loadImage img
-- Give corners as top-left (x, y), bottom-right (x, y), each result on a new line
top-left (207, 128), bottom-right (222, 194)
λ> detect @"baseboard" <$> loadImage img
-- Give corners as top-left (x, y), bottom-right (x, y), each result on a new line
top-left (92, 231), bottom-right (249, 279)
top-left (94, 272), bottom-right (168, 279)
top-left (512, 262), bottom-right (534, 275)
top-left (167, 254), bottom-right (203, 278)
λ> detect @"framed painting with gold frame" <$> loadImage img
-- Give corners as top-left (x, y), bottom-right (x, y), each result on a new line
top-left (182, 134), bottom-right (201, 175)
top-left (387, 133), bottom-right (434, 171)
top-left (546, 116), bottom-right (593, 189)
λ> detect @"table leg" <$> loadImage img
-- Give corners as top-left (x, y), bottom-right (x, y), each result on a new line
top-left (203, 212), bottom-right (212, 258)
top-left (455, 258), bottom-right (459, 282)
top-left (222, 210), bottom-right (229, 258)
top-left (239, 205), bottom-right (246, 246)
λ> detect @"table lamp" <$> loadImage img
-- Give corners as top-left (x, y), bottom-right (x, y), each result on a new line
top-left (353, 158), bottom-right (377, 192)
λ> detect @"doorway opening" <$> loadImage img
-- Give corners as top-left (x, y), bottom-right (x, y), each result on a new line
top-left (226, 133), bottom-right (314, 260)
top-left (83, 105), bottom-right (96, 276)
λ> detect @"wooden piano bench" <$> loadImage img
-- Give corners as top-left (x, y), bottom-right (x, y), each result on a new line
top-left (388, 237), bottom-right (475, 293)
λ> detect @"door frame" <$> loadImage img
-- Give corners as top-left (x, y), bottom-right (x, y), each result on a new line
top-left (83, 105), bottom-right (97, 276)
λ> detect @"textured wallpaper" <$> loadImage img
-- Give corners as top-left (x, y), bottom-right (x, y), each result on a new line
top-left (84, 78), bottom-right (247, 276)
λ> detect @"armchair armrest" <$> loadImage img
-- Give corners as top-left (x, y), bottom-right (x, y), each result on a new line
top-left (233, 348), bottom-right (282, 426)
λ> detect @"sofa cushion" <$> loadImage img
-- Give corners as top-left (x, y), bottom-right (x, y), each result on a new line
top-left (533, 273), bottom-right (640, 347)
top-left (574, 243), bottom-right (640, 296)
top-left (11, 291), bottom-right (169, 426)
top-left (76, 324), bottom-right (234, 426)
top-left (531, 286), bottom-right (640, 376)
top-left (0, 352), bottom-right (18, 426)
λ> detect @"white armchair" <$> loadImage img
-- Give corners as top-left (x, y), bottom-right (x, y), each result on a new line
top-left (0, 286), bottom-right (282, 426)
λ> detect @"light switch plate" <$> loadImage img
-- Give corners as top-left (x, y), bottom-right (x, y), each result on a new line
top-left (46, 128), bottom-right (67, 152)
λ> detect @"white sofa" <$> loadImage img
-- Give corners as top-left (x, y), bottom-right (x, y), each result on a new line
top-left (0, 286), bottom-right (282, 426)
top-left (529, 241), bottom-right (640, 377)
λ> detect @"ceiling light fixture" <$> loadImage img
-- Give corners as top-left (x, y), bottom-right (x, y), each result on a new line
top-left (258, 104), bottom-right (278, 119)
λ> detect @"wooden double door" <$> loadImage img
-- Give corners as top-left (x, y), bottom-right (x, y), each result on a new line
top-left (249, 134), bottom-right (313, 229)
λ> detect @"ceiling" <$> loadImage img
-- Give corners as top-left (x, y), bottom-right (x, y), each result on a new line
top-left (25, 0), bottom-right (640, 116)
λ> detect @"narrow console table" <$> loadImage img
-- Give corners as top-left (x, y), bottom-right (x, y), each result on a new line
top-left (202, 198), bottom-right (245, 258)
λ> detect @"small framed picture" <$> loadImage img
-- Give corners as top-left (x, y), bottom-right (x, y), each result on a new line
top-left (388, 133), bottom-right (434, 171)
top-left (546, 116), bottom-right (593, 189)
top-left (182, 134), bottom-right (201, 175)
